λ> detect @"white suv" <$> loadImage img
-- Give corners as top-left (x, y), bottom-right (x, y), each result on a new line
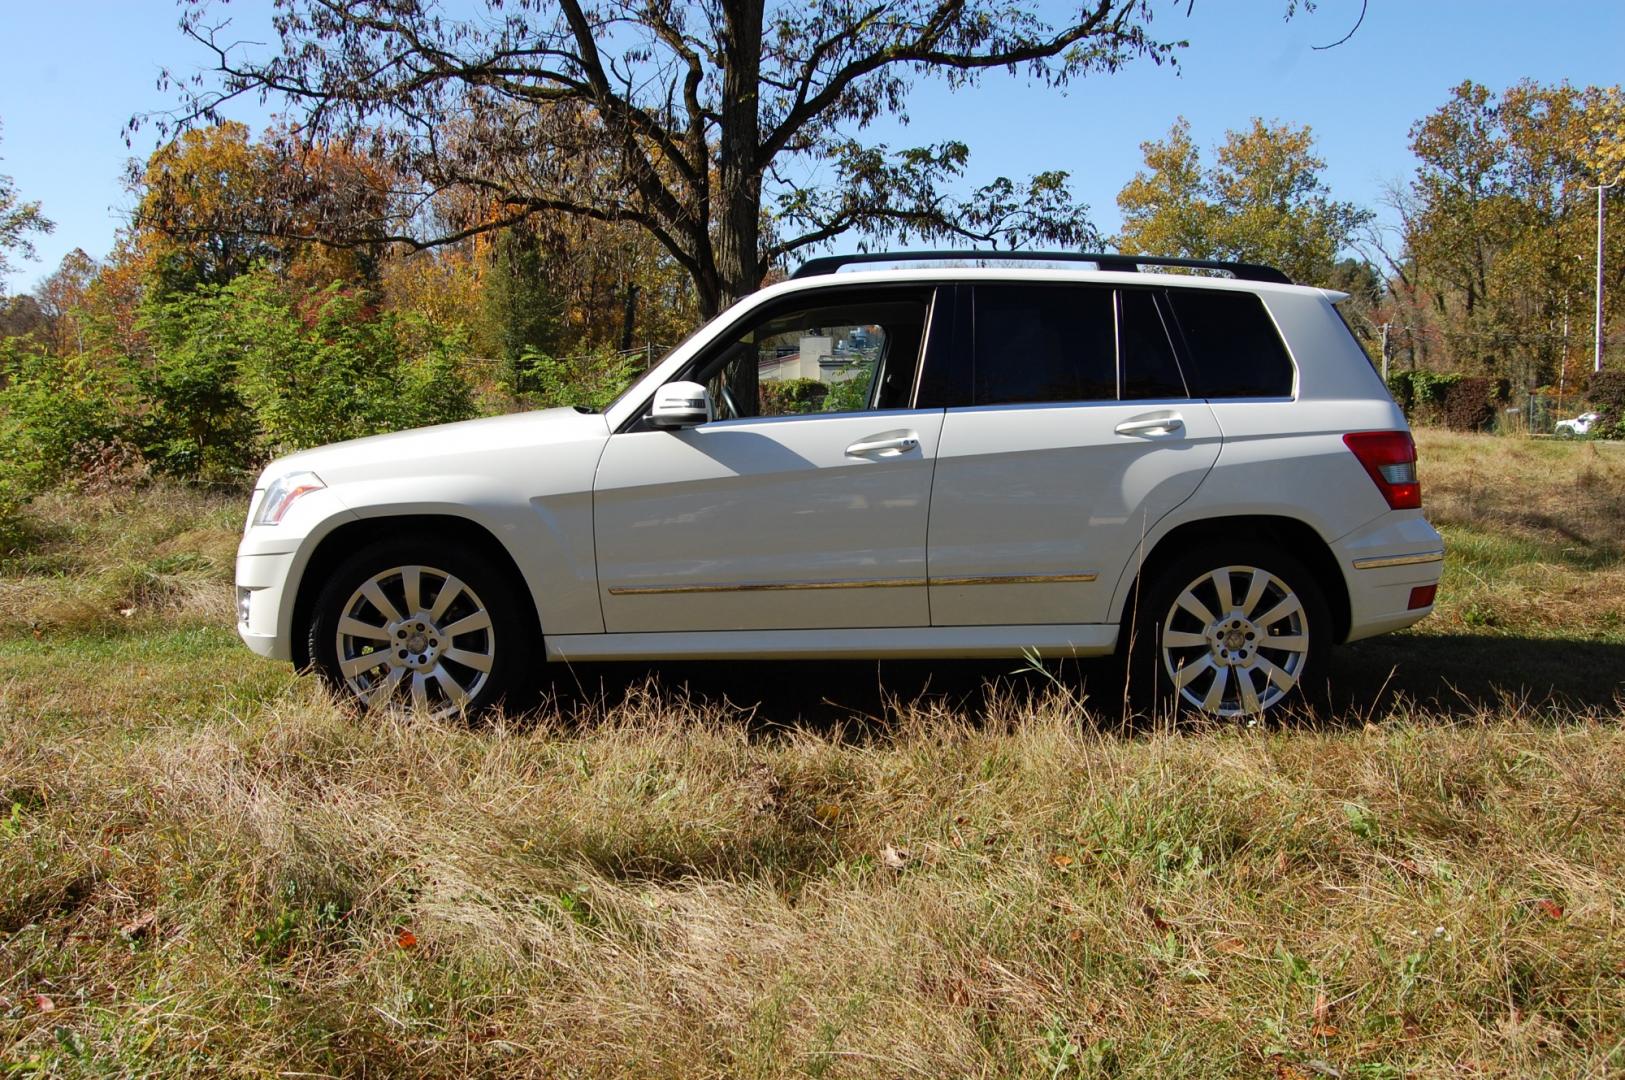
top-left (235, 252), bottom-right (1443, 718)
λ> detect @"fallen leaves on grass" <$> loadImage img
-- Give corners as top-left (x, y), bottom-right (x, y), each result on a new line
top-left (119, 911), bottom-right (157, 940)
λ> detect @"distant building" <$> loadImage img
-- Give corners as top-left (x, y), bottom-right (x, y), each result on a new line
top-left (758, 332), bottom-right (873, 384)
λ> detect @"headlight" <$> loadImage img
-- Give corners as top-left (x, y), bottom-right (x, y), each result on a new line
top-left (253, 471), bottom-right (325, 526)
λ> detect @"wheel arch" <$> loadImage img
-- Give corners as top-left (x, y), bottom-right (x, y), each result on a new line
top-left (1113, 514), bottom-right (1351, 648)
top-left (289, 513), bottom-right (541, 669)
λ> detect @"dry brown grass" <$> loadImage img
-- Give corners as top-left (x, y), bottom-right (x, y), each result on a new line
top-left (1, 431), bottom-right (1623, 1076)
top-left (0, 484), bottom-right (240, 637)
top-left (1414, 430), bottom-right (1625, 640)
top-left (3, 680), bottom-right (1623, 1077)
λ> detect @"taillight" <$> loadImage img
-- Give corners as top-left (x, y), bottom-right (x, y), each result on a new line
top-left (1343, 431), bottom-right (1420, 510)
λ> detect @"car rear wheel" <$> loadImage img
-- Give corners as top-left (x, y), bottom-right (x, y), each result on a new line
top-left (1133, 542), bottom-right (1329, 717)
top-left (308, 539), bottom-right (528, 718)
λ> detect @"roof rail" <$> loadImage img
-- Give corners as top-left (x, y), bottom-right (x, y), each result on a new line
top-left (790, 250), bottom-right (1293, 285)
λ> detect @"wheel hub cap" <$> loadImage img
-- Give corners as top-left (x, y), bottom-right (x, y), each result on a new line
top-left (392, 616), bottom-right (443, 670)
top-left (1211, 618), bottom-right (1257, 663)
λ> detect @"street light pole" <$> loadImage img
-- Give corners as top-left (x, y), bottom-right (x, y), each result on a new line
top-left (1594, 183), bottom-right (1614, 374)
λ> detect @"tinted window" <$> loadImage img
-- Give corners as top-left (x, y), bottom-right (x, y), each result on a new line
top-left (693, 293), bottom-right (929, 418)
top-left (974, 285), bottom-right (1116, 405)
top-left (1167, 289), bottom-right (1294, 398)
top-left (1119, 290), bottom-right (1187, 399)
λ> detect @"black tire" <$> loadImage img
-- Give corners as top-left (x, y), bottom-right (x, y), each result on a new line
top-left (1123, 540), bottom-right (1330, 718)
top-left (306, 537), bottom-right (532, 718)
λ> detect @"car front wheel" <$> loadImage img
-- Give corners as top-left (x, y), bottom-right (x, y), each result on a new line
top-left (307, 539), bottom-right (528, 718)
top-left (1135, 543), bottom-right (1329, 717)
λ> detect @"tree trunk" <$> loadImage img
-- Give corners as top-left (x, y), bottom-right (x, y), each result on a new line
top-left (713, 0), bottom-right (765, 315)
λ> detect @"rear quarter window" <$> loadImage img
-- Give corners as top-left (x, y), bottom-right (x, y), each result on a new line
top-left (1166, 289), bottom-right (1295, 398)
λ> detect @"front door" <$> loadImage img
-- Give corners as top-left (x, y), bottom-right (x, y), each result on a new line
top-left (594, 287), bottom-right (946, 633)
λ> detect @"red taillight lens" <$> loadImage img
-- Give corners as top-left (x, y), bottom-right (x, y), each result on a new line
top-left (1408, 584), bottom-right (1437, 610)
top-left (1343, 431), bottom-right (1421, 510)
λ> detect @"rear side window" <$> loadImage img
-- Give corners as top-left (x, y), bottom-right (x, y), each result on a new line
top-left (973, 285), bottom-right (1115, 405)
top-left (1166, 289), bottom-right (1294, 398)
top-left (1118, 289), bottom-right (1187, 399)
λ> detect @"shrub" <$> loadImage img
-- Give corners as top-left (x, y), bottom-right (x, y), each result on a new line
top-left (1588, 369), bottom-right (1625, 438)
top-left (1437, 376), bottom-right (1498, 432)
top-left (0, 340), bottom-right (126, 492)
top-left (1385, 371), bottom-right (1415, 414)
top-left (0, 340), bottom-right (130, 549)
top-left (231, 275), bottom-right (478, 453)
top-left (515, 346), bottom-right (641, 411)
top-left (137, 269), bottom-right (480, 471)
top-left (134, 288), bottom-right (260, 481)
top-left (1386, 370), bottom-right (1464, 421)
top-left (759, 377), bottom-right (829, 415)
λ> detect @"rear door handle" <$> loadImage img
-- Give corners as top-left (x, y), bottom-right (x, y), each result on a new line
top-left (1114, 414), bottom-right (1185, 437)
top-left (845, 433), bottom-right (920, 457)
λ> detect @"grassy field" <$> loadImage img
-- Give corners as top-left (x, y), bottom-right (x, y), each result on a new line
top-left (1, 430), bottom-right (1622, 1077)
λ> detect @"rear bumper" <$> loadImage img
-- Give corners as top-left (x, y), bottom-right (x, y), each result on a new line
top-left (1333, 513), bottom-right (1444, 642)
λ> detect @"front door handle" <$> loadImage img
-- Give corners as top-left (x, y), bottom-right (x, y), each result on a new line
top-left (1114, 413), bottom-right (1185, 437)
top-left (845, 433), bottom-right (920, 457)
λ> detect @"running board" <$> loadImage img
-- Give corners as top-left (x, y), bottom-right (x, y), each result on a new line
top-left (543, 624), bottom-right (1119, 662)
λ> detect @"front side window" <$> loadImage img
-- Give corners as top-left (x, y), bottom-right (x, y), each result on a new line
top-left (973, 285), bottom-right (1116, 405)
top-left (693, 292), bottom-right (930, 419)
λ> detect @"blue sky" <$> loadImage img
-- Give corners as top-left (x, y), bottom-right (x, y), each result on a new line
top-left (2, 0), bottom-right (1622, 293)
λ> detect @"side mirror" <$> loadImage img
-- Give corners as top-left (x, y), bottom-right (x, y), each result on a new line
top-left (648, 380), bottom-right (713, 429)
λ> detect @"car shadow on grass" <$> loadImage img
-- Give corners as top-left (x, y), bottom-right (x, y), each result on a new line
top-left (531, 631), bottom-right (1624, 732)
top-left (1319, 632), bottom-right (1625, 718)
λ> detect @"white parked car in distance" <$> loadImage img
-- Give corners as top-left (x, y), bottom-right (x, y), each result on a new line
top-left (1554, 411), bottom-right (1603, 437)
top-left (236, 251), bottom-right (1444, 718)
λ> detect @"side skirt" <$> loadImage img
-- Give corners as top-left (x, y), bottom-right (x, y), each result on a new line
top-left (543, 624), bottom-right (1120, 662)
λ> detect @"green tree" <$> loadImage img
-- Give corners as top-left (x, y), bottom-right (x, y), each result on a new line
top-left (157, 0), bottom-right (1212, 315)
top-left (483, 228), bottom-right (565, 392)
top-left (0, 122), bottom-right (54, 283)
top-left (1115, 117), bottom-right (1372, 286)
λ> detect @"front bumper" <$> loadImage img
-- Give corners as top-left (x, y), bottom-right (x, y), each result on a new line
top-left (1333, 513), bottom-right (1445, 642)
top-left (236, 549), bottom-right (297, 660)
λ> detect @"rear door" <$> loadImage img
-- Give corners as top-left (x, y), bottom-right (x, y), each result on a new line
top-left (925, 284), bottom-right (1222, 626)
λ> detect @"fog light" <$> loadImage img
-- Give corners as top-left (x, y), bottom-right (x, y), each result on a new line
top-left (237, 586), bottom-right (253, 626)
top-left (1407, 584), bottom-right (1437, 610)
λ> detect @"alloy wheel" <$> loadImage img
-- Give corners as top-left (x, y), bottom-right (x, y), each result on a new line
top-left (333, 564), bottom-right (496, 717)
top-left (1159, 564), bottom-right (1309, 716)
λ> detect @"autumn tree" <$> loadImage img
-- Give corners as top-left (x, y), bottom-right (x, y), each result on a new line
top-left (1115, 117), bottom-right (1371, 286)
top-left (155, 0), bottom-right (1197, 316)
top-left (130, 120), bottom-right (395, 295)
top-left (33, 249), bottom-right (100, 355)
top-left (1397, 80), bottom-right (1625, 384)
